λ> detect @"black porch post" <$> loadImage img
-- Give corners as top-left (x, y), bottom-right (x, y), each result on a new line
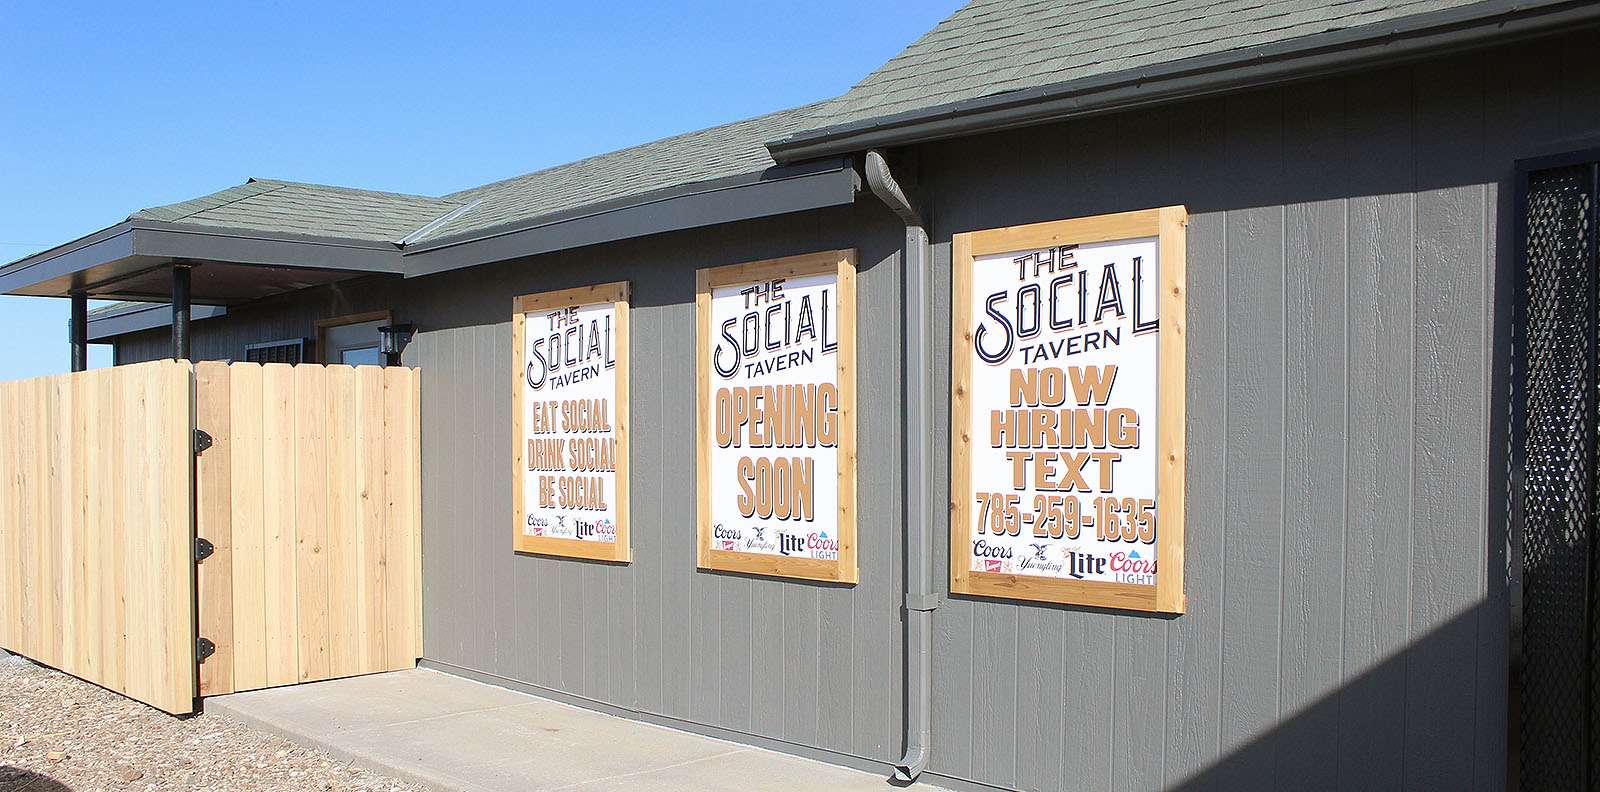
top-left (171, 263), bottom-right (191, 360)
top-left (69, 290), bottom-right (87, 372)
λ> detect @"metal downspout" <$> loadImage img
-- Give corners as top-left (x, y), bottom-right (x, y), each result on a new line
top-left (865, 149), bottom-right (938, 783)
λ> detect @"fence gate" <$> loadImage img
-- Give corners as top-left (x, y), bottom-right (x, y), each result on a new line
top-left (1518, 158), bottom-right (1600, 791)
top-left (194, 361), bottom-right (421, 697)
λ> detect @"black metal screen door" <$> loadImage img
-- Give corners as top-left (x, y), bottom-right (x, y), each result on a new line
top-left (1519, 160), bottom-right (1600, 791)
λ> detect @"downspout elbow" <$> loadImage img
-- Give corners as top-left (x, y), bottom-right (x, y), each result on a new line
top-left (893, 744), bottom-right (930, 783)
top-left (864, 150), bottom-right (922, 227)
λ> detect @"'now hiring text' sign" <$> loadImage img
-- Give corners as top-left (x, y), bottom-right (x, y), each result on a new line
top-left (952, 209), bottom-right (1187, 613)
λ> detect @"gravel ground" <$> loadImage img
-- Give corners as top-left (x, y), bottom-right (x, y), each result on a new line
top-left (0, 654), bottom-right (426, 792)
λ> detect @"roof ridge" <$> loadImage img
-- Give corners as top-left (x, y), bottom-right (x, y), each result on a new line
top-left (443, 101), bottom-right (831, 202)
top-left (130, 180), bottom-right (286, 223)
top-left (245, 177), bottom-right (460, 203)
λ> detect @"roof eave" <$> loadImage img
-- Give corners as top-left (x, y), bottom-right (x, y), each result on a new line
top-left (767, 0), bottom-right (1600, 163)
top-left (401, 157), bottom-right (861, 278)
top-left (126, 219), bottom-right (406, 273)
top-left (0, 218), bottom-right (409, 301)
top-left (86, 302), bottom-right (228, 342)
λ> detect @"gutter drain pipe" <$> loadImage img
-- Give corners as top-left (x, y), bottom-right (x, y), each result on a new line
top-left (865, 149), bottom-right (938, 783)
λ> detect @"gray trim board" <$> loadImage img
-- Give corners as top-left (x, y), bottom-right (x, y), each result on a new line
top-left (766, 0), bottom-right (1600, 162)
top-left (402, 159), bottom-right (861, 277)
top-left (0, 221), bottom-right (408, 300)
top-left (128, 221), bottom-right (405, 271)
top-left (0, 224), bottom-right (136, 295)
top-left (86, 302), bottom-right (227, 342)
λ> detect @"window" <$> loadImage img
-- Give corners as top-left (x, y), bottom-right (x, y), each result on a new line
top-left (339, 345), bottom-right (382, 366)
top-left (243, 339), bottom-right (307, 364)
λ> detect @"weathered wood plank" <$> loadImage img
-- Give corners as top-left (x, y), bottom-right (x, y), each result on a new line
top-left (261, 363), bottom-right (299, 687)
top-left (356, 364), bottom-right (389, 670)
top-left (154, 361), bottom-right (197, 713)
top-left (101, 368), bottom-right (128, 695)
top-left (293, 365), bottom-right (332, 682)
top-left (118, 366), bottom-right (151, 703)
top-left (383, 365), bottom-right (419, 671)
top-left (230, 363), bottom-right (268, 692)
top-left (0, 381), bottom-right (16, 653)
top-left (325, 365), bottom-right (362, 678)
top-left (197, 362), bottom-right (236, 696)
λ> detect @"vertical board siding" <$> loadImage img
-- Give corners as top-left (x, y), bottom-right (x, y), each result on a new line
top-left (411, 212), bottom-right (904, 768)
top-left (913, 44), bottom-right (1571, 790)
top-left (0, 361), bottom-right (195, 714)
top-left (196, 361), bottom-right (421, 696)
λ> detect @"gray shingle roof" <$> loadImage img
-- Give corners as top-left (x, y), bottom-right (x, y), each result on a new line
top-left (793, 0), bottom-right (1486, 131)
top-left (131, 179), bottom-right (463, 243)
top-left (126, 104), bottom-right (823, 247)
top-left (423, 103), bottom-right (825, 242)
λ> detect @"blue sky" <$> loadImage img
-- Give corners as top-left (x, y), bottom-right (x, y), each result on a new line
top-left (0, 1), bottom-right (962, 381)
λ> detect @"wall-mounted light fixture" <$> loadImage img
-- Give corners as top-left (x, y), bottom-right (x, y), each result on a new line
top-left (378, 323), bottom-right (416, 366)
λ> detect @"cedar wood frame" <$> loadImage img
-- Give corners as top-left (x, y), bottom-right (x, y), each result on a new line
top-left (949, 207), bottom-right (1187, 613)
top-left (695, 249), bottom-right (858, 584)
top-left (510, 282), bottom-right (632, 563)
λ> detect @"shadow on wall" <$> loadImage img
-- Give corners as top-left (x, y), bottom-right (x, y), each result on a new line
top-left (1163, 599), bottom-right (1509, 791)
top-left (0, 767), bottom-right (72, 792)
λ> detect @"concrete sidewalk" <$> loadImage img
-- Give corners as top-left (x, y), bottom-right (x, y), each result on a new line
top-left (206, 668), bottom-right (930, 792)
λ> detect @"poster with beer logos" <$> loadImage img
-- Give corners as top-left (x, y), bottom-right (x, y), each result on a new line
top-left (696, 250), bottom-right (857, 584)
top-left (512, 281), bottom-right (630, 563)
top-left (951, 208), bottom-right (1186, 613)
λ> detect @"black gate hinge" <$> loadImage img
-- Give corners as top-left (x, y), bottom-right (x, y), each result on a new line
top-left (195, 537), bottom-right (215, 563)
top-left (194, 429), bottom-right (213, 456)
top-left (196, 637), bottom-right (215, 663)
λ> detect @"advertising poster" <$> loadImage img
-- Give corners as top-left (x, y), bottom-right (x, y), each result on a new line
top-left (512, 282), bottom-right (630, 562)
top-left (950, 208), bottom-right (1186, 612)
top-left (696, 250), bottom-right (857, 583)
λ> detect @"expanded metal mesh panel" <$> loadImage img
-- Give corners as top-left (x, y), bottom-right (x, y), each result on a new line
top-left (1521, 163), bottom-right (1597, 792)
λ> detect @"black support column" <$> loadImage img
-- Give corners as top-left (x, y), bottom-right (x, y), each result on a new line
top-left (171, 263), bottom-right (192, 360)
top-left (69, 290), bottom-right (87, 372)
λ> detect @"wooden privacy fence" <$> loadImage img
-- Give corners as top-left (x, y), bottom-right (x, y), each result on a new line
top-left (195, 362), bottom-right (421, 696)
top-left (0, 361), bottom-right (194, 714)
top-left (0, 360), bottom-right (421, 714)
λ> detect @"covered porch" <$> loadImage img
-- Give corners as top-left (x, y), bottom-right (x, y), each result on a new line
top-left (0, 182), bottom-right (438, 367)
top-left (0, 197), bottom-right (432, 714)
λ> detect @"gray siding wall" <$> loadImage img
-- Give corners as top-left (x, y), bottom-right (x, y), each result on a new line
top-left (113, 32), bottom-right (1600, 791)
top-left (406, 208), bottom-right (908, 766)
top-left (915, 37), bottom-right (1600, 791)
